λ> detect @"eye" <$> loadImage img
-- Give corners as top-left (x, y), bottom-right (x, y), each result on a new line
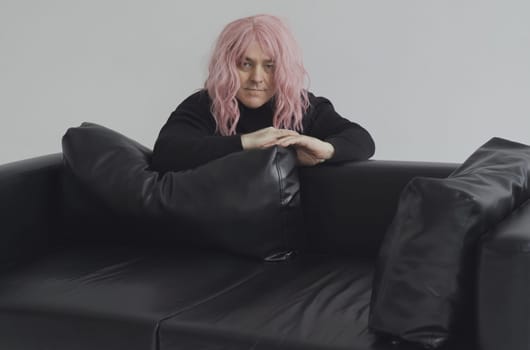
top-left (239, 61), bottom-right (252, 71)
top-left (264, 63), bottom-right (275, 72)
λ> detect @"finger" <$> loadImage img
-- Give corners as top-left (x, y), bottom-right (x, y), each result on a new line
top-left (279, 135), bottom-right (313, 147)
top-left (261, 137), bottom-right (291, 148)
top-left (275, 136), bottom-right (302, 147)
top-left (260, 129), bottom-right (297, 145)
top-left (260, 141), bottom-right (277, 148)
top-left (263, 141), bottom-right (292, 149)
top-left (276, 129), bottom-right (299, 137)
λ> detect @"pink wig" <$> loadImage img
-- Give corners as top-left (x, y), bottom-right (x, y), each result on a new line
top-left (204, 14), bottom-right (310, 136)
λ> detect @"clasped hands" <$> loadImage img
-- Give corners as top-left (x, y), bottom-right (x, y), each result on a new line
top-left (240, 127), bottom-right (334, 166)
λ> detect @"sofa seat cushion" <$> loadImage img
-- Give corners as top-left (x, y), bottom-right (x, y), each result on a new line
top-left (0, 242), bottom-right (265, 350)
top-left (157, 255), bottom-right (476, 350)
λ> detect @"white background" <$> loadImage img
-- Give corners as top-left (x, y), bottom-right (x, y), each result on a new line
top-left (1, 0), bottom-right (529, 165)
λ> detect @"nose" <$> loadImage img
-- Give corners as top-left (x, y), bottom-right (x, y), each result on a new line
top-left (250, 65), bottom-right (264, 84)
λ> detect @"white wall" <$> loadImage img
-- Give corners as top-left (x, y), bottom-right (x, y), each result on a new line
top-left (1, 0), bottom-right (529, 165)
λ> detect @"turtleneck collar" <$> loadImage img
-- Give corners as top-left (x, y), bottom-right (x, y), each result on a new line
top-left (235, 97), bottom-right (275, 133)
top-left (237, 97), bottom-right (275, 113)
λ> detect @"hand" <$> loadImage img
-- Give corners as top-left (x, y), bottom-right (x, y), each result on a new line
top-left (272, 135), bottom-right (335, 166)
top-left (241, 127), bottom-right (299, 150)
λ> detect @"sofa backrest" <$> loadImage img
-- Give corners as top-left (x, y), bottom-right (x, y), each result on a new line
top-left (299, 160), bottom-right (457, 259)
top-left (58, 157), bottom-right (457, 259)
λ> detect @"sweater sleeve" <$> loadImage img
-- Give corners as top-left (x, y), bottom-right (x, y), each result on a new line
top-left (307, 96), bottom-right (375, 162)
top-left (151, 92), bottom-right (243, 173)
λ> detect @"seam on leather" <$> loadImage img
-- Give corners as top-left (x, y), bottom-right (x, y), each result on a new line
top-left (153, 265), bottom-right (267, 347)
top-left (272, 147), bottom-right (288, 251)
top-left (159, 266), bottom-right (266, 322)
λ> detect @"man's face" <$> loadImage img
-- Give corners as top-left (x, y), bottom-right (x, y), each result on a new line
top-left (235, 41), bottom-right (275, 109)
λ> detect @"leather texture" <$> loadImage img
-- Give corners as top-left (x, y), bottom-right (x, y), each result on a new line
top-left (158, 253), bottom-right (470, 350)
top-left (478, 198), bottom-right (530, 350)
top-left (0, 243), bottom-right (474, 350)
top-left (299, 160), bottom-right (456, 258)
top-left (0, 153), bottom-right (62, 270)
top-left (62, 122), bottom-right (301, 260)
top-left (0, 152), bottom-right (496, 350)
top-left (370, 137), bottom-right (530, 348)
top-left (0, 243), bottom-right (265, 350)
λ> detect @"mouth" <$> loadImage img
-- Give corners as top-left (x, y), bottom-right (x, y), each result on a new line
top-left (244, 88), bottom-right (266, 92)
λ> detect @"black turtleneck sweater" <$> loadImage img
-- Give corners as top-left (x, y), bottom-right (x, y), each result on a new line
top-left (151, 90), bottom-right (375, 173)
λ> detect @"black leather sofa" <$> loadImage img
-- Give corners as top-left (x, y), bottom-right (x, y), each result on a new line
top-left (0, 151), bottom-right (525, 350)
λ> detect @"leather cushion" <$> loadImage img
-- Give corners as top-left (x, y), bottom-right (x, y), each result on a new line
top-left (0, 242), bottom-right (265, 350)
top-left (158, 254), bottom-right (475, 350)
top-left (478, 199), bottom-right (530, 350)
top-left (299, 160), bottom-right (456, 258)
top-left (369, 137), bottom-right (530, 348)
top-left (61, 122), bottom-right (302, 260)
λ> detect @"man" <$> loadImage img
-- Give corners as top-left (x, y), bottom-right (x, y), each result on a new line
top-left (151, 14), bottom-right (375, 173)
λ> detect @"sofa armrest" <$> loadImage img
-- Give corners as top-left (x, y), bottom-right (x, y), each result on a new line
top-left (478, 199), bottom-right (530, 350)
top-left (0, 153), bottom-right (63, 269)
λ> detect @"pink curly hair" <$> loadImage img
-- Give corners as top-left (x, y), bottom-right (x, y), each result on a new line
top-left (204, 14), bottom-right (310, 136)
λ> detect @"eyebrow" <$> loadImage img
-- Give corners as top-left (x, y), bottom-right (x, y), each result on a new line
top-left (242, 57), bottom-right (274, 63)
